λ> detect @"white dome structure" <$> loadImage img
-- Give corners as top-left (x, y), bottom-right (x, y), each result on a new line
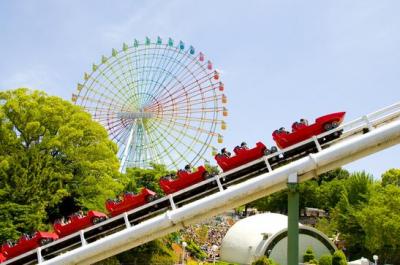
top-left (220, 213), bottom-right (336, 265)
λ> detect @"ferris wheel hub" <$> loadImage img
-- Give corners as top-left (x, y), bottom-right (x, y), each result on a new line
top-left (117, 111), bottom-right (155, 120)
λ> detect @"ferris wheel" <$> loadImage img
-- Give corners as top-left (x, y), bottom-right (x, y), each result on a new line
top-left (72, 37), bottom-right (227, 171)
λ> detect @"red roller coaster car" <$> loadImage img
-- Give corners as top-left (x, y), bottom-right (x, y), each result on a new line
top-left (53, 210), bottom-right (108, 238)
top-left (272, 112), bottom-right (346, 149)
top-left (1, 231), bottom-right (58, 259)
top-left (215, 142), bottom-right (267, 172)
top-left (159, 166), bottom-right (209, 194)
top-left (0, 253), bottom-right (6, 263)
top-left (106, 188), bottom-right (157, 217)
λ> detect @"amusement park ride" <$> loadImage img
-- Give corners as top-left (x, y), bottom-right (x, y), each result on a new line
top-left (71, 36), bottom-right (227, 172)
top-left (1, 37), bottom-right (400, 265)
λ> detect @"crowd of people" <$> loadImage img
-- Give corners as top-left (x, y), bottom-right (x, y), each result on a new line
top-left (180, 214), bottom-right (237, 260)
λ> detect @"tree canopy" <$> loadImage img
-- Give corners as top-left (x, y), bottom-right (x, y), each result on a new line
top-left (123, 163), bottom-right (175, 195)
top-left (250, 168), bottom-right (350, 213)
top-left (0, 88), bottom-right (125, 240)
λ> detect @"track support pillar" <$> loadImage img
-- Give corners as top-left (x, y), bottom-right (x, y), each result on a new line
top-left (124, 212), bottom-right (131, 228)
top-left (216, 176), bottom-right (224, 192)
top-left (80, 230), bottom-right (87, 246)
top-left (168, 194), bottom-right (177, 210)
top-left (287, 172), bottom-right (299, 265)
top-left (37, 247), bottom-right (44, 263)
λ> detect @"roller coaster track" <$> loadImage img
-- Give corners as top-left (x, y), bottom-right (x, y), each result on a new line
top-left (4, 102), bottom-right (400, 265)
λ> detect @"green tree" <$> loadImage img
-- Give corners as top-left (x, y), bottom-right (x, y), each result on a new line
top-left (315, 218), bottom-right (335, 238)
top-left (115, 238), bottom-right (177, 265)
top-left (317, 178), bottom-right (346, 211)
top-left (317, 168), bottom-right (350, 185)
top-left (124, 163), bottom-right (174, 195)
top-left (354, 184), bottom-right (400, 263)
top-left (330, 171), bottom-right (373, 259)
top-left (251, 168), bottom-right (349, 213)
top-left (94, 256), bottom-right (121, 265)
top-left (0, 88), bottom-right (124, 240)
top-left (381, 168), bottom-right (400, 186)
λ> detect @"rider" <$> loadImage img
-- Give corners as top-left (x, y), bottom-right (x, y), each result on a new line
top-left (300, 118), bottom-right (309, 126)
top-left (184, 164), bottom-right (192, 173)
top-left (292, 118), bottom-right (309, 132)
top-left (240, 142), bottom-right (249, 150)
top-left (278, 127), bottom-right (289, 134)
top-left (220, 147), bottom-right (231, 158)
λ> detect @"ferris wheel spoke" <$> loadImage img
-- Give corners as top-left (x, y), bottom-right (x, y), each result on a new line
top-left (141, 43), bottom-right (167, 107)
top-left (154, 55), bottom-right (210, 101)
top-left (141, 120), bottom-right (172, 165)
top-left (125, 46), bottom-right (146, 109)
top-left (150, 86), bottom-right (220, 111)
top-left (155, 98), bottom-right (222, 113)
top-left (116, 46), bottom-right (186, 106)
top-left (149, 118), bottom-right (214, 147)
top-left (155, 114), bottom-right (223, 124)
top-left (86, 62), bottom-right (138, 110)
top-left (136, 41), bottom-right (153, 106)
top-left (114, 120), bottom-right (138, 141)
top-left (149, 117), bottom-right (218, 139)
top-left (144, 121), bottom-right (191, 167)
top-left (148, 93), bottom-right (221, 113)
top-left (144, 44), bottom-right (182, 103)
top-left (146, 120), bottom-right (201, 166)
top-left (146, 45), bottom-right (190, 95)
top-left (152, 71), bottom-right (215, 107)
top-left (148, 46), bottom-right (197, 104)
top-left (161, 65), bottom-right (208, 99)
top-left (116, 54), bottom-right (141, 110)
top-left (157, 108), bottom-right (223, 115)
top-left (108, 50), bottom-right (208, 110)
top-left (79, 102), bottom-right (126, 116)
top-left (148, 118), bottom-right (210, 165)
top-left (101, 59), bottom-right (141, 111)
top-left (76, 90), bottom-right (125, 110)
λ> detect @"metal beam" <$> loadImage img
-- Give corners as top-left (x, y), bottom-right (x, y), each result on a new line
top-left (287, 173), bottom-right (299, 265)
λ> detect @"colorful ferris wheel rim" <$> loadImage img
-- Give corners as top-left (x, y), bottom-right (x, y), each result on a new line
top-left (72, 37), bottom-right (227, 171)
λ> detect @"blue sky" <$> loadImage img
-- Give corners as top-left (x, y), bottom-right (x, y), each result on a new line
top-left (0, 0), bottom-right (399, 178)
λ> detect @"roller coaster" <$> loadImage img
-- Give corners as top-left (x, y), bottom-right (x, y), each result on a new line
top-left (2, 101), bottom-right (400, 265)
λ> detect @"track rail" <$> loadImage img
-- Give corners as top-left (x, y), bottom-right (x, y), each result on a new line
top-left (3, 102), bottom-right (400, 265)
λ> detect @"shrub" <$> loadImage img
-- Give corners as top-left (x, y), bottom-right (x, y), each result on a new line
top-left (332, 250), bottom-right (347, 265)
top-left (303, 246), bottom-right (316, 262)
top-left (251, 256), bottom-right (277, 265)
top-left (319, 254), bottom-right (333, 265)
